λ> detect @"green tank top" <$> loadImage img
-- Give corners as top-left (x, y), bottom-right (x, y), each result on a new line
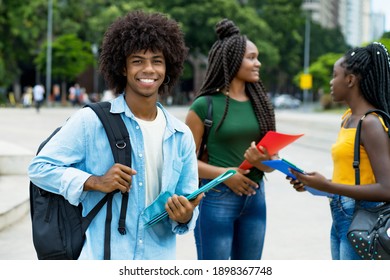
top-left (190, 93), bottom-right (264, 182)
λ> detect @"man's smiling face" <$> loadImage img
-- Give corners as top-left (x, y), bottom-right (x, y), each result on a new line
top-left (123, 49), bottom-right (166, 98)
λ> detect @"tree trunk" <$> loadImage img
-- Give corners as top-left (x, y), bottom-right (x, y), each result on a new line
top-left (61, 81), bottom-right (68, 106)
top-left (12, 80), bottom-right (22, 103)
top-left (187, 53), bottom-right (208, 94)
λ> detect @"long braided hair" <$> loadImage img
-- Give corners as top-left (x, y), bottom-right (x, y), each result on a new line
top-left (196, 19), bottom-right (275, 137)
top-left (342, 42), bottom-right (390, 113)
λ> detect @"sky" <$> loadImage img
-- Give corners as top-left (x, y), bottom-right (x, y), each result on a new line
top-left (372, 0), bottom-right (390, 31)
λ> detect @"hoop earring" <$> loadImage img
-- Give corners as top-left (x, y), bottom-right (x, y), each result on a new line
top-left (163, 75), bottom-right (170, 85)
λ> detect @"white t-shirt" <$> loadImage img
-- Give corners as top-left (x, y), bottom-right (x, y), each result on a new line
top-left (134, 107), bottom-right (166, 205)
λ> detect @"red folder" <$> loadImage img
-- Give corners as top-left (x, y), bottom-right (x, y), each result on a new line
top-left (238, 131), bottom-right (304, 170)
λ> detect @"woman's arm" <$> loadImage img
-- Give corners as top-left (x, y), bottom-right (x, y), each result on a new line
top-left (291, 114), bottom-right (390, 201)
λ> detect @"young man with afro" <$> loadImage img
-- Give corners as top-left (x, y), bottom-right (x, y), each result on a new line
top-left (29, 10), bottom-right (202, 260)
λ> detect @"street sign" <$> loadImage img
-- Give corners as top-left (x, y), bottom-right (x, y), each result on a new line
top-left (300, 73), bottom-right (312, 90)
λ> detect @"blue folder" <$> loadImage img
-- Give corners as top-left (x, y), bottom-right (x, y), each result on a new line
top-left (144, 169), bottom-right (236, 228)
top-left (262, 159), bottom-right (329, 197)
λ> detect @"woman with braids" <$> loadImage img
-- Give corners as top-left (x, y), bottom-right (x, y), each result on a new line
top-left (185, 19), bottom-right (277, 260)
top-left (289, 42), bottom-right (390, 260)
top-left (29, 10), bottom-right (202, 259)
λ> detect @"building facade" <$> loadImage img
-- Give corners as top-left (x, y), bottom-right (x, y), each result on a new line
top-left (302, 0), bottom-right (385, 47)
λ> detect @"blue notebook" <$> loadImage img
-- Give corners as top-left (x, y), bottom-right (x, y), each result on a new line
top-left (262, 159), bottom-right (329, 197)
top-left (144, 169), bottom-right (236, 228)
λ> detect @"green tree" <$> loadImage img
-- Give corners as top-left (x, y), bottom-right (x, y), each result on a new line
top-left (381, 31), bottom-right (390, 39)
top-left (0, 0), bottom-right (48, 88)
top-left (293, 52), bottom-right (341, 109)
top-left (258, 0), bottom-right (304, 93)
top-left (378, 37), bottom-right (390, 51)
top-left (2, 0), bottom-right (280, 100)
top-left (0, 0), bottom-right (353, 104)
top-left (294, 52), bottom-right (341, 94)
top-left (78, 0), bottom-right (151, 45)
top-left (307, 53), bottom-right (341, 94)
top-left (149, 0), bottom-right (278, 93)
top-left (310, 22), bottom-right (349, 62)
top-left (34, 34), bottom-right (94, 99)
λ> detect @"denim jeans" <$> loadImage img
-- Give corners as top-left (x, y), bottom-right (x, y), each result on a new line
top-left (194, 180), bottom-right (266, 260)
top-left (329, 195), bottom-right (384, 260)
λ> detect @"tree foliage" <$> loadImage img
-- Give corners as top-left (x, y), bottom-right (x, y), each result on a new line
top-left (378, 38), bottom-right (390, 52)
top-left (307, 52), bottom-right (342, 94)
top-left (0, 0), bottom-right (355, 100)
top-left (0, 0), bottom-right (48, 86)
top-left (154, 0), bottom-right (279, 67)
top-left (260, 0), bottom-right (304, 80)
top-left (310, 21), bottom-right (349, 62)
top-left (34, 34), bottom-right (94, 82)
top-left (382, 31), bottom-right (390, 39)
top-left (294, 34), bottom-right (390, 97)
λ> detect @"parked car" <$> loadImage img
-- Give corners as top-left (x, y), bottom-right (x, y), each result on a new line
top-left (272, 94), bottom-right (301, 109)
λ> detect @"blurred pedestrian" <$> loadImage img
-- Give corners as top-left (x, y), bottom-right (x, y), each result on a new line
top-left (33, 83), bottom-right (45, 112)
top-left (69, 83), bottom-right (82, 106)
top-left (22, 86), bottom-right (33, 108)
top-left (52, 84), bottom-right (61, 105)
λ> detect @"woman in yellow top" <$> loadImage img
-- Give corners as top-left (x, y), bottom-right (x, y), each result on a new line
top-left (290, 42), bottom-right (390, 260)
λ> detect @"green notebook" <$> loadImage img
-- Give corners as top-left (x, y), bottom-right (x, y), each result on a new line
top-left (144, 169), bottom-right (236, 228)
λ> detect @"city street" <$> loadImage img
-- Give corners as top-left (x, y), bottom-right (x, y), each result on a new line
top-left (0, 104), bottom-right (342, 260)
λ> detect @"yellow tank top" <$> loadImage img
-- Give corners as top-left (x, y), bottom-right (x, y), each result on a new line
top-left (331, 109), bottom-right (388, 185)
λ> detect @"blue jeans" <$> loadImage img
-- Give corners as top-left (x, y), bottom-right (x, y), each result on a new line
top-left (194, 180), bottom-right (266, 260)
top-left (329, 195), bottom-right (384, 260)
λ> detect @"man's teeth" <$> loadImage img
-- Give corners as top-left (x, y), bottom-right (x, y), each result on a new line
top-left (140, 79), bottom-right (154, 83)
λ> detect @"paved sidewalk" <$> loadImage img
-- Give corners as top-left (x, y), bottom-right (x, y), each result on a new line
top-left (0, 105), bottom-right (342, 260)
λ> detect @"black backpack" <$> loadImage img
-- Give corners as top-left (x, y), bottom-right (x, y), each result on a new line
top-left (29, 101), bottom-right (131, 260)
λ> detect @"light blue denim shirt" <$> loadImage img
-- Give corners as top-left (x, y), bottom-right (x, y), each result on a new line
top-left (28, 95), bottom-right (199, 260)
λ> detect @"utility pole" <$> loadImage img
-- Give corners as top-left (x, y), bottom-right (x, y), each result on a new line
top-left (301, 0), bottom-right (313, 108)
top-left (303, 10), bottom-right (311, 105)
top-left (91, 44), bottom-right (98, 94)
top-left (45, 0), bottom-right (53, 105)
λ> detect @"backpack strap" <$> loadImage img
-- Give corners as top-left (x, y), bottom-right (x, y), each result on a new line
top-left (84, 101), bottom-right (131, 260)
top-left (86, 102), bottom-right (131, 167)
top-left (197, 95), bottom-right (213, 160)
top-left (353, 109), bottom-right (390, 185)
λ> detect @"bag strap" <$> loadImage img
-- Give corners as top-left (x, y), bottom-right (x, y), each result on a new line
top-left (197, 95), bottom-right (213, 160)
top-left (83, 101), bottom-right (131, 260)
top-left (353, 109), bottom-right (390, 207)
top-left (353, 109), bottom-right (390, 185)
top-left (86, 102), bottom-right (131, 167)
top-left (353, 116), bottom-right (363, 186)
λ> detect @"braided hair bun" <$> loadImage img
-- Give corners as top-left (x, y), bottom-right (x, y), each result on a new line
top-left (197, 18), bottom-right (276, 136)
top-left (215, 19), bottom-right (240, 40)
